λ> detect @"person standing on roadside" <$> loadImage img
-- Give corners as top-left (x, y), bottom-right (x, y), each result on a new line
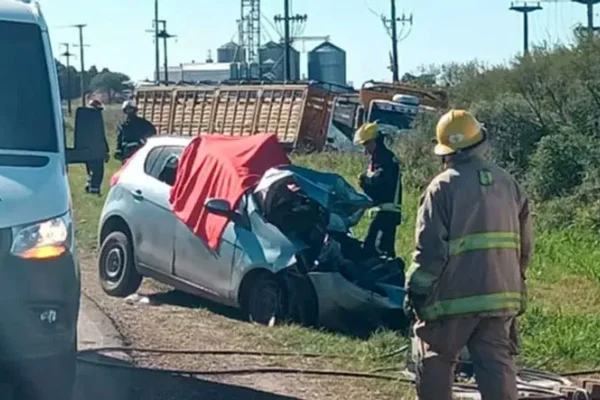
top-left (85, 99), bottom-right (109, 195)
top-left (354, 122), bottom-right (403, 258)
top-left (115, 99), bottom-right (156, 163)
top-left (404, 109), bottom-right (534, 400)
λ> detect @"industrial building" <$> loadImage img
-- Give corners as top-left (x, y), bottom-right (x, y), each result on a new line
top-left (259, 41), bottom-right (300, 81)
top-left (308, 41), bottom-right (347, 86)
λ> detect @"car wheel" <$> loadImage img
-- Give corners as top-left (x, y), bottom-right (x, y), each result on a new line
top-left (246, 273), bottom-right (288, 325)
top-left (11, 349), bottom-right (76, 400)
top-left (98, 231), bottom-right (142, 297)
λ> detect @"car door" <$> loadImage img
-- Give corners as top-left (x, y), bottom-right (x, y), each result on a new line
top-left (131, 145), bottom-right (183, 275)
top-left (173, 200), bottom-right (242, 300)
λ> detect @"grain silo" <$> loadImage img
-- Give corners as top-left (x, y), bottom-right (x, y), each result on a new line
top-left (259, 41), bottom-right (300, 81)
top-left (308, 41), bottom-right (347, 86)
top-left (217, 41), bottom-right (246, 63)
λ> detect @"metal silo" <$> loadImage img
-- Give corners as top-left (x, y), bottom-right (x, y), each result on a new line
top-left (308, 41), bottom-right (347, 86)
top-left (217, 42), bottom-right (246, 63)
top-left (259, 41), bottom-right (300, 81)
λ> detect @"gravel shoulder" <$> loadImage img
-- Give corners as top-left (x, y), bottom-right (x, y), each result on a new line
top-left (77, 251), bottom-right (410, 400)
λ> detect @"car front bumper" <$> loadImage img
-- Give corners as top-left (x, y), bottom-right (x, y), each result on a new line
top-left (307, 271), bottom-right (405, 328)
top-left (0, 248), bottom-right (80, 362)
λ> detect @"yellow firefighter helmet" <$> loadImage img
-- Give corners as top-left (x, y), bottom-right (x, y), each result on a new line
top-left (353, 122), bottom-right (380, 145)
top-left (434, 109), bottom-right (484, 156)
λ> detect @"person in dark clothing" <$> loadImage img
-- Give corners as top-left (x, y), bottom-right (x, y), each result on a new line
top-left (354, 122), bottom-right (403, 258)
top-left (85, 99), bottom-right (109, 195)
top-left (114, 99), bottom-right (157, 163)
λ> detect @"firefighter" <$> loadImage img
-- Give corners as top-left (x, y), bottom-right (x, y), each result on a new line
top-left (85, 99), bottom-right (109, 195)
top-left (404, 110), bottom-right (534, 400)
top-left (354, 122), bottom-right (402, 258)
top-left (114, 99), bottom-right (157, 163)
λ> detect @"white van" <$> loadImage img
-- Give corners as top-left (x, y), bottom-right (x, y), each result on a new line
top-left (0, 1), bottom-right (102, 399)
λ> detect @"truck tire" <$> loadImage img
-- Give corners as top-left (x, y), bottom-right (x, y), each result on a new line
top-left (98, 231), bottom-right (142, 297)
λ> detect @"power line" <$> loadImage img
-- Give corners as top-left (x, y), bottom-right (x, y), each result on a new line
top-left (382, 0), bottom-right (413, 82)
top-left (60, 43), bottom-right (75, 115)
top-left (274, 0), bottom-right (307, 81)
top-left (510, 2), bottom-right (543, 54)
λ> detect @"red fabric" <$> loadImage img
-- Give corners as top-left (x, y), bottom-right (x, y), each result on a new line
top-left (169, 133), bottom-right (290, 250)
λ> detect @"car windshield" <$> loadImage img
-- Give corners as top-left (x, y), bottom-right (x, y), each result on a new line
top-left (0, 21), bottom-right (57, 152)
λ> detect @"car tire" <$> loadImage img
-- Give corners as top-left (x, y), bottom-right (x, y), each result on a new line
top-left (245, 273), bottom-right (288, 326)
top-left (98, 231), bottom-right (142, 297)
top-left (11, 349), bottom-right (76, 400)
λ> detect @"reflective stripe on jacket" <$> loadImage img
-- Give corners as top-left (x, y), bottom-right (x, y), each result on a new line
top-left (406, 153), bottom-right (534, 322)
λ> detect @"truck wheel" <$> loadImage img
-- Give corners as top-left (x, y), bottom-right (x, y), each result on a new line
top-left (12, 349), bottom-right (76, 400)
top-left (245, 273), bottom-right (288, 326)
top-left (99, 231), bottom-right (142, 297)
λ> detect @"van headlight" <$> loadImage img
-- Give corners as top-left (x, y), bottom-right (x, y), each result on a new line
top-left (10, 213), bottom-right (72, 260)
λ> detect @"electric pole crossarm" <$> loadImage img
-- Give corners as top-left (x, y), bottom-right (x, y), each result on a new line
top-left (509, 2), bottom-right (542, 55)
top-left (274, 0), bottom-right (307, 81)
top-left (382, 1), bottom-right (413, 82)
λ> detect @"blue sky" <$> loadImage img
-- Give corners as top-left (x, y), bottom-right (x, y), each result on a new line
top-left (43, 0), bottom-right (585, 84)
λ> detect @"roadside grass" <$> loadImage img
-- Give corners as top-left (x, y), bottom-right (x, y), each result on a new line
top-left (69, 107), bottom-right (600, 391)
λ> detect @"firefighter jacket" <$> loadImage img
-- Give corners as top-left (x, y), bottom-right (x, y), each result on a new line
top-left (359, 143), bottom-right (403, 222)
top-left (116, 115), bottom-right (157, 154)
top-left (405, 152), bottom-right (534, 322)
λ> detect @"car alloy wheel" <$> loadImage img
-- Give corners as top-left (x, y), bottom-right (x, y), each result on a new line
top-left (105, 246), bottom-right (125, 281)
top-left (98, 231), bottom-right (142, 297)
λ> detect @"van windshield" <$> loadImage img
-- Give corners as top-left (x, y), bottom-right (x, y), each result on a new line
top-left (0, 21), bottom-right (57, 152)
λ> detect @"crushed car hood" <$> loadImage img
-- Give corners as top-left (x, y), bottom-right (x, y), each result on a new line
top-left (255, 165), bottom-right (373, 233)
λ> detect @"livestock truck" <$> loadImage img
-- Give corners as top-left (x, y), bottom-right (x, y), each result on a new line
top-left (134, 80), bottom-right (448, 152)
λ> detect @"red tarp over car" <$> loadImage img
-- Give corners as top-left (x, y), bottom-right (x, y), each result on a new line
top-left (169, 133), bottom-right (291, 250)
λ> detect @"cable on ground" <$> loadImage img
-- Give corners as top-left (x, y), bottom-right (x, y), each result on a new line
top-left (76, 346), bottom-right (572, 399)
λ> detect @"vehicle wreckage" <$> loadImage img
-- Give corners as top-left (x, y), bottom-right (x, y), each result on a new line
top-left (99, 133), bottom-right (407, 332)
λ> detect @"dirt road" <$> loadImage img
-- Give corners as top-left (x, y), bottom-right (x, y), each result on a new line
top-left (77, 252), bottom-right (408, 399)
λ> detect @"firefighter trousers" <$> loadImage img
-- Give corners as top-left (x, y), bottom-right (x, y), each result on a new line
top-left (363, 211), bottom-right (400, 258)
top-left (413, 316), bottom-right (518, 400)
top-left (85, 159), bottom-right (105, 193)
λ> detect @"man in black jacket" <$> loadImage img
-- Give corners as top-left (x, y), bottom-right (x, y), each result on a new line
top-left (115, 99), bottom-right (156, 163)
top-left (85, 99), bottom-right (109, 195)
top-left (354, 122), bottom-right (403, 258)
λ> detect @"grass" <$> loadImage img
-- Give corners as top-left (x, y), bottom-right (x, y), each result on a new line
top-left (69, 106), bottom-right (600, 394)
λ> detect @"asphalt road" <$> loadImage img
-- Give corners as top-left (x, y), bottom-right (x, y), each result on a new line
top-left (1, 296), bottom-right (296, 400)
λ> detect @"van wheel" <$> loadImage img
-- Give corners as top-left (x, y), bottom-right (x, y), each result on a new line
top-left (99, 231), bottom-right (142, 297)
top-left (245, 273), bottom-right (288, 326)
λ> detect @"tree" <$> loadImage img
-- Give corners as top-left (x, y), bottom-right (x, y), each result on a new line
top-left (89, 70), bottom-right (132, 103)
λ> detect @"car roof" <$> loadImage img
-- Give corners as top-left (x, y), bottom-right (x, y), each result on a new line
top-left (0, 1), bottom-right (43, 26)
top-left (146, 135), bottom-right (193, 147)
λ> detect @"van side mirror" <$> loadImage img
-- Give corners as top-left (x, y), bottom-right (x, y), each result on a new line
top-left (66, 107), bottom-right (107, 164)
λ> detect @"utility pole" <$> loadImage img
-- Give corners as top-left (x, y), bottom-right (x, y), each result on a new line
top-left (72, 24), bottom-right (87, 106)
top-left (382, 1), bottom-right (413, 82)
top-left (60, 43), bottom-right (75, 115)
top-left (154, 0), bottom-right (160, 82)
top-left (572, 0), bottom-right (600, 36)
top-left (274, 1), bottom-right (307, 81)
top-left (510, 2), bottom-right (542, 54)
top-left (156, 20), bottom-right (176, 84)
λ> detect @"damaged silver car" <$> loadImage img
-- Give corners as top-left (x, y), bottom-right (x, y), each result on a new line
top-left (97, 135), bottom-right (407, 332)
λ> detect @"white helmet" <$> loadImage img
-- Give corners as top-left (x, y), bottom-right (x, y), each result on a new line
top-left (122, 99), bottom-right (137, 111)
